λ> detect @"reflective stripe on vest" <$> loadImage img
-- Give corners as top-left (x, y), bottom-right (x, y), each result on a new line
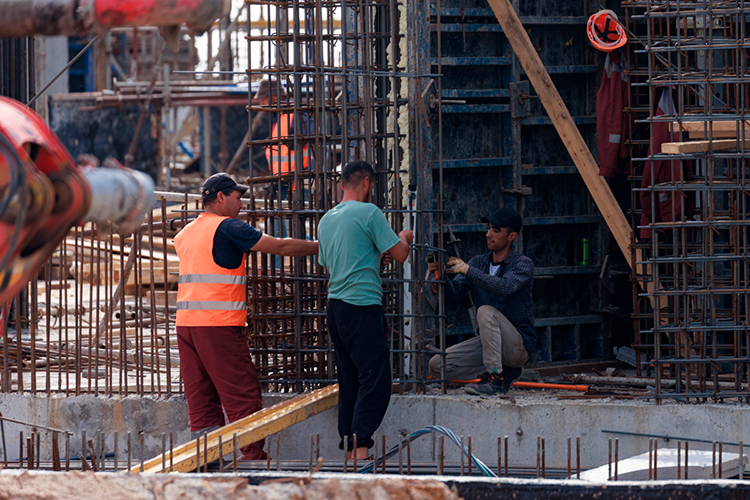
top-left (267, 154), bottom-right (293, 164)
top-left (174, 213), bottom-right (247, 327)
top-left (265, 112), bottom-right (310, 175)
top-left (178, 274), bottom-right (247, 285)
top-left (176, 301), bottom-right (247, 311)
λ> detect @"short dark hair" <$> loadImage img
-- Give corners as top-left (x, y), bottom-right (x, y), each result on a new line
top-left (202, 187), bottom-right (236, 206)
top-left (341, 160), bottom-right (375, 188)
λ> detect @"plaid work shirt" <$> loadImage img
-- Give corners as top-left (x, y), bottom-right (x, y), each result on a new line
top-left (445, 249), bottom-right (537, 356)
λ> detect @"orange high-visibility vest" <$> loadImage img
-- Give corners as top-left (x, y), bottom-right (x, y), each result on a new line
top-left (174, 213), bottom-right (247, 327)
top-left (265, 112), bottom-right (310, 175)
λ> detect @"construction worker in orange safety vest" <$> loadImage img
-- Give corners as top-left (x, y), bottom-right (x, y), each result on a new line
top-left (252, 78), bottom-right (311, 180)
top-left (173, 172), bottom-right (318, 460)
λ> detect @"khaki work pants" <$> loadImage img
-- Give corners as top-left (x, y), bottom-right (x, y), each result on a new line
top-left (429, 305), bottom-right (528, 381)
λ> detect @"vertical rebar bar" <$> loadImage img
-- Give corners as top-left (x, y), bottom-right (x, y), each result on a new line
top-left (381, 435), bottom-right (386, 474)
top-left (407, 435), bottom-right (411, 476)
top-left (352, 434), bottom-right (357, 473)
top-left (614, 438), bottom-right (618, 481)
top-left (439, 436), bottom-right (444, 476)
top-left (739, 441), bottom-right (743, 480)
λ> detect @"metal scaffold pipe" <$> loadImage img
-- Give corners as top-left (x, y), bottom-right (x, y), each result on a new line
top-left (0, 0), bottom-right (229, 38)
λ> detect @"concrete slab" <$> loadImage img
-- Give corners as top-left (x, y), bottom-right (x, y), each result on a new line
top-left (3, 391), bottom-right (750, 474)
top-left (580, 448), bottom-right (748, 480)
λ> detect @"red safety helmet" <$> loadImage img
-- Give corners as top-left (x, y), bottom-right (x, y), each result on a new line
top-left (587, 10), bottom-right (627, 52)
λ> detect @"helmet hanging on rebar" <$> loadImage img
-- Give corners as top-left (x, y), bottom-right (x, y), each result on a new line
top-left (587, 10), bottom-right (627, 52)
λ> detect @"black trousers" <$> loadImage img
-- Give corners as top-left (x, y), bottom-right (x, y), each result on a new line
top-left (326, 299), bottom-right (391, 450)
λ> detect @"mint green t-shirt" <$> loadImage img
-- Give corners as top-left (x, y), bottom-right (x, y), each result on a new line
top-left (318, 201), bottom-right (401, 306)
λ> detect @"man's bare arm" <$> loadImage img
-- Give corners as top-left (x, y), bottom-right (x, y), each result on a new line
top-left (252, 234), bottom-right (319, 256)
top-left (386, 230), bottom-right (414, 263)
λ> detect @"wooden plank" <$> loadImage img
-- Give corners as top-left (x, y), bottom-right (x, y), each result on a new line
top-left (144, 290), bottom-right (177, 307)
top-left (486, 0), bottom-right (632, 268)
top-left (133, 384), bottom-right (339, 473)
top-left (673, 120), bottom-right (750, 139)
top-left (661, 139), bottom-right (739, 154)
top-left (124, 235), bottom-right (177, 253)
top-left (150, 203), bottom-right (188, 223)
top-left (688, 130), bottom-right (746, 139)
top-left (74, 261), bottom-right (179, 286)
top-left (63, 238), bottom-right (178, 262)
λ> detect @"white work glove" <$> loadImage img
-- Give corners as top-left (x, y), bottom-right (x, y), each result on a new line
top-left (447, 256), bottom-right (469, 275)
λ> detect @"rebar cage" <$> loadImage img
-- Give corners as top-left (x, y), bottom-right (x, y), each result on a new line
top-left (242, 0), bottom-right (441, 392)
top-left (625, 0), bottom-right (750, 402)
top-left (0, 0), bottom-right (445, 396)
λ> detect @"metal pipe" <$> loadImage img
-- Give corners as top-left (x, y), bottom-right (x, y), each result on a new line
top-left (0, 0), bottom-right (229, 38)
top-left (81, 165), bottom-right (155, 236)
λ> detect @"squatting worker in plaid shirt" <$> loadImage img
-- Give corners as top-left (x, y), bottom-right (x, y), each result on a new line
top-left (428, 207), bottom-right (537, 396)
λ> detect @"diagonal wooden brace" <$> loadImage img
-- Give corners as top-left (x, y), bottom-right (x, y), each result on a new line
top-left (486, 0), bottom-right (666, 317)
top-left (487, 0), bottom-right (632, 266)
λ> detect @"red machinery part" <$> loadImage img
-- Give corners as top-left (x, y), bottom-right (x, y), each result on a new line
top-left (0, 0), bottom-right (229, 38)
top-left (93, 0), bottom-right (227, 33)
top-left (0, 97), bottom-right (155, 305)
top-left (0, 97), bottom-right (90, 304)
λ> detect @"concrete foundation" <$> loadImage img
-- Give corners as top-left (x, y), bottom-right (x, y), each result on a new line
top-left (270, 393), bottom-right (750, 471)
top-left (2, 392), bottom-right (749, 472)
top-left (0, 393), bottom-right (191, 462)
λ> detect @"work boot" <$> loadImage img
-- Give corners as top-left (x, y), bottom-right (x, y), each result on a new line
top-left (464, 372), bottom-right (506, 396)
top-left (499, 366), bottom-right (523, 393)
top-left (464, 368), bottom-right (523, 396)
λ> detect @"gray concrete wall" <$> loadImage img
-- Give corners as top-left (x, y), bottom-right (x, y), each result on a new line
top-left (270, 394), bottom-right (750, 470)
top-left (0, 393), bottom-right (190, 462)
top-left (2, 393), bottom-right (749, 471)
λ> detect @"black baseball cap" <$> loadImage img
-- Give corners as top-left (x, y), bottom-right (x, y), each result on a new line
top-left (201, 173), bottom-right (249, 199)
top-left (481, 207), bottom-right (522, 233)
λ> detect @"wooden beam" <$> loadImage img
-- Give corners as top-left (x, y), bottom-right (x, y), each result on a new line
top-left (661, 139), bottom-right (739, 154)
top-left (133, 384), bottom-right (339, 473)
top-left (673, 120), bottom-right (750, 139)
top-left (486, 0), bottom-right (632, 268)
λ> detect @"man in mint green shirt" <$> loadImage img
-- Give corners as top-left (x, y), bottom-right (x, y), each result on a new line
top-left (318, 160), bottom-right (413, 460)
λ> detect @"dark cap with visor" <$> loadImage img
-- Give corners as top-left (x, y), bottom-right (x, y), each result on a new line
top-left (480, 207), bottom-right (522, 233)
top-left (201, 173), bottom-right (249, 200)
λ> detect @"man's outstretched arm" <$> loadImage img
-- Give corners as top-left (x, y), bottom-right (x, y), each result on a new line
top-left (252, 233), bottom-right (319, 256)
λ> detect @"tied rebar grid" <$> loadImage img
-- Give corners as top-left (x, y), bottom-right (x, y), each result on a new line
top-left (0, 0), bottom-right (444, 396)
top-left (0, 193), bottom-right (185, 396)
top-left (624, 0), bottom-right (750, 402)
top-left (243, 0), bottom-right (443, 391)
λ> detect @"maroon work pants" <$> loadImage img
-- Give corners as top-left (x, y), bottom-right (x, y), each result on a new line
top-left (177, 325), bottom-right (266, 460)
